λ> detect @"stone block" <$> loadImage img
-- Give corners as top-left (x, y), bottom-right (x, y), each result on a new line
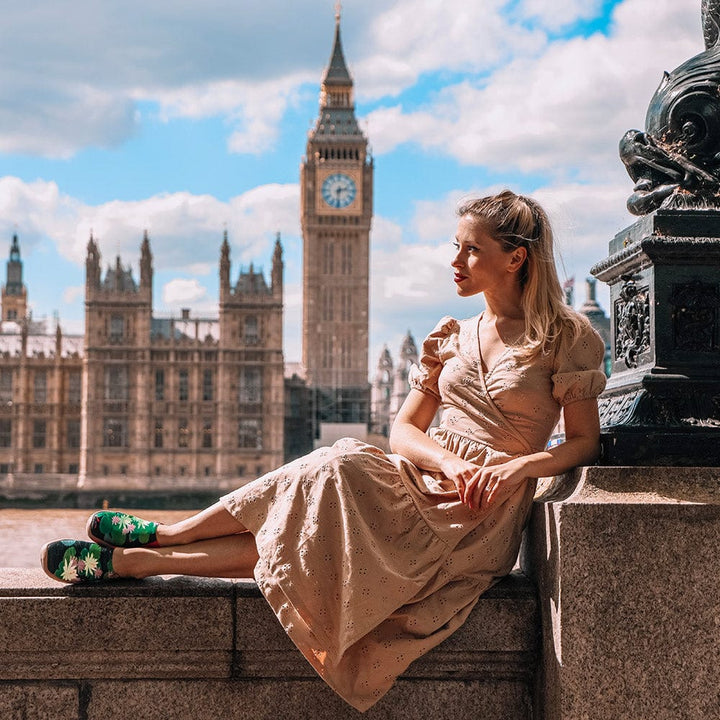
top-left (0, 570), bottom-right (537, 719)
top-left (0, 683), bottom-right (78, 720)
top-left (0, 574), bottom-right (234, 680)
top-left (87, 677), bottom-right (532, 720)
top-left (525, 466), bottom-right (720, 720)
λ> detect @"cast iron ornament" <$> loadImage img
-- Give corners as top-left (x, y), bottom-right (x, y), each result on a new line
top-left (621, 0), bottom-right (720, 215)
top-left (614, 277), bottom-right (651, 368)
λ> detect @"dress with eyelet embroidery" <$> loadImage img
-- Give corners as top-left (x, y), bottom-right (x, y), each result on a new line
top-left (221, 314), bottom-right (606, 711)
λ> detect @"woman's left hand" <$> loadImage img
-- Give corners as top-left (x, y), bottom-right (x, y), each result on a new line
top-left (463, 457), bottom-right (529, 511)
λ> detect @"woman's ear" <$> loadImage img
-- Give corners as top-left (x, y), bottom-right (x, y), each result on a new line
top-left (507, 246), bottom-right (528, 273)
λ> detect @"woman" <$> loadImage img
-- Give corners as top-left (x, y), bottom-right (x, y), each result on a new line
top-left (41, 190), bottom-right (606, 712)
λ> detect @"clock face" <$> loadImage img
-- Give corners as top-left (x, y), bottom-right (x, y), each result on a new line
top-left (321, 173), bottom-right (357, 209)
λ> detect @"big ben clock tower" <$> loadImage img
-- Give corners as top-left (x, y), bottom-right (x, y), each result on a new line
top-left (301, 9), bottom-right (373, 435)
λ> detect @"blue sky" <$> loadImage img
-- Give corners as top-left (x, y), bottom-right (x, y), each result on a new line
top-left (0, 0), bottom-right (703, 368)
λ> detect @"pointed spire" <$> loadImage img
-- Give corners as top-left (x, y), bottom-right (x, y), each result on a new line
top-left (88, 229), bottom-right (97, 251)
top-left (86, 231), bottom-right (101, 289)
top-left (55, 318), bottom-right (63, 356)
top-left (323, 7), bottom-right (352, 87)
top-left (273, 232), bottom-right (283, 263)
top-left (220, 229), bottom-right (230, 294)
top-left (272, 231), bottom-right (283, 295)
top-left (140, 229), bottom-right (153, 290)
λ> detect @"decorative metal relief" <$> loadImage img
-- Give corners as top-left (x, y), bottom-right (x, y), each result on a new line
top-left (670, 279), bottom-right (720, 351)
top-left (599, 386), bottom-right (720, 429)
top-left (619, 0), bottom-right (720, 214)
top-left (614, 278), bottom-right (651, 368)
top-left (598, 390), bottom-right (643, 428)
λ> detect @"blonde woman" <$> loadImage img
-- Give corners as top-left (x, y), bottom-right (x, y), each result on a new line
top-left (42, 190), bottom-right (606, 712)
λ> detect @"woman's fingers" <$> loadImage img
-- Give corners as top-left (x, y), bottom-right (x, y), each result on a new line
top-left (464, 468), bottom-right (489, 509)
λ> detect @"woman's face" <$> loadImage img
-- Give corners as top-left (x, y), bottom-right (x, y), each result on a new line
top-left (451, 215), bottom-right (518, 298)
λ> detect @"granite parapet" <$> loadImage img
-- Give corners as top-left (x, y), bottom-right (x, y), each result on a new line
top-left (0, 569), bottom-right (538, 719)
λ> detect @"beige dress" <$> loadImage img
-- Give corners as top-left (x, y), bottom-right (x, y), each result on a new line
top-left (221, 314), bottom-right (606, 711)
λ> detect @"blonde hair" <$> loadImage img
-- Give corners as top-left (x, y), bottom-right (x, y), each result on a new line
top-left (457, 189), bottom-right (587, 359)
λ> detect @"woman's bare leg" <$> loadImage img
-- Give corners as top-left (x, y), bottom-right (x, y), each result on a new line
top-left (154, 502), bottom-right (248, 546)
top-left (113, 533), bottom-right (260, 579)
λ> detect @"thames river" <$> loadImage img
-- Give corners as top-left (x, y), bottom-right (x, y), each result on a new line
top-left (1, 508), bottom-right (197, 568)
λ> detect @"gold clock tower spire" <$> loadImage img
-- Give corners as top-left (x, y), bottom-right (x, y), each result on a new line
top-left (301, 10), bottom-right (373, 436)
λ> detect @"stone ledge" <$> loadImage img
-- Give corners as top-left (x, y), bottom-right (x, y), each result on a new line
top-left (0, 569), bottom-right (538, 719)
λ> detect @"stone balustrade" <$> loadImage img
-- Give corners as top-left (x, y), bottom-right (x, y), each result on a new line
top-left (0, 568), bottom-right (538, 720)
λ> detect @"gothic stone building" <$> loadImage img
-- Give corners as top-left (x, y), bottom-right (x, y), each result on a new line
top-left (0, 232), bottom-right (285, 484)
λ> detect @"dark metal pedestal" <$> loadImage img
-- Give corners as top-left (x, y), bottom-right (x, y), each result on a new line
top-left (591, 209), bottom-right (720, 465)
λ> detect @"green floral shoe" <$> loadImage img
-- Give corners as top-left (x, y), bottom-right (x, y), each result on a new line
top-left (41, 540), bottom-right (119, 584)
top-left (87, 511), bottom-right (160, 548)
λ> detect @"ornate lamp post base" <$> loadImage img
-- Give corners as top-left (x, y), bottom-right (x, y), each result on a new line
top-left (591, 209), bottom-right (720, 465)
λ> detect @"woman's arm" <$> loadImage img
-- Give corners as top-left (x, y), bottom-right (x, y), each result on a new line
top-left (389, 389), bottom-right (488, 498)
top-left (464, 398), bottom-right (601, 510)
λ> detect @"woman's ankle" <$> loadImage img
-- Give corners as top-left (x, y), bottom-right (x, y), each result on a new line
top-left (111, 548), bottom-right (145, 579)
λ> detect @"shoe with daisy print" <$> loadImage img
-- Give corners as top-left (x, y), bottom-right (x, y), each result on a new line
top-left (41, 540), bottom-right (119, 584)
top-left (87, 511), bottom-right (160, 549)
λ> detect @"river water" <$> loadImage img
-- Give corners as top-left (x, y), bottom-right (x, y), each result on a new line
top-left (0, 508), bottom-right (197, 568)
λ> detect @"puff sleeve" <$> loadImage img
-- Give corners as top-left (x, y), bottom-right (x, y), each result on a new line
top-left (407, 316), bottom-right (459, 401)
top-left (551, 323), bottom-right (607, 406)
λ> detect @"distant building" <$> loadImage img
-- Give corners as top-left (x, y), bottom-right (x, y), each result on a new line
top-left (370, 331), bottom-right (418, 438)
top-left (0, 232), bottom-right (285, 485)
top-left (578, 277), bottom-right (611, 376)
top-left (370, 346), bottom-right (393, 437)
top-left (0, 235), bottom-right (84, 476)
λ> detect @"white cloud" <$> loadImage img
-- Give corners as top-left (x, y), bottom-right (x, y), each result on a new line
top-left (0, 177), bottom-right (300, 273)
top-left (0, 1), bottom-right (352, 156)
top-left (356, 0), bottom-right (546, 98)
top-left (150, 74), bottom-right (311, 155)
top-left (162, 278), bottom-right (208, 306)
top-left (364, 0), bottom-right (702, 178)
top-left (62, 286), bottom-right (85, 306)
top-left (369, 215), bottom-right (404, 252)
top-left (517, 0), bottom-right (604, 31)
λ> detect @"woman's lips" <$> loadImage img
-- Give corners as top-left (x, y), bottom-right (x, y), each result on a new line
top-left (454, 273), bottom-right (466, 283)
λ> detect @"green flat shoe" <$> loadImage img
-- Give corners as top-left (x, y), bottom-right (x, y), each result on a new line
top-left (87, 511), bottom-right (160, 548)
top-left (41, 540), bottom-right (119, 584)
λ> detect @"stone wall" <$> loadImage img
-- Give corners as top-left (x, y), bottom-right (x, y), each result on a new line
top-left (0, 569), bottom-right (538, 720)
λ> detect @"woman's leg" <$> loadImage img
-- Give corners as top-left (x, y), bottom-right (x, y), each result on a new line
top-left (154, 502), bottom-right (248, 546)
top-left (113, 532), bottom-right (260, 579)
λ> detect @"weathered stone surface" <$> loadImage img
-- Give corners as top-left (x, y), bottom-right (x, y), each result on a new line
top-left (0, 574), bottom-right (234, 679)
top-left (525, 466), bottom-right (720, 720)
top-left (0, 684), bottom-right (78, 720)
top-left (87, 678), bottom-right (532, 720)
top-left (0, 570), bottom-right (536, 718)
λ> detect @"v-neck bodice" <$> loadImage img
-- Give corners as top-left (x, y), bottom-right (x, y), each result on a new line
top-left (408, 314), bottom-right (607, 458)
top-left (475, 313), bottom-right (525, 379)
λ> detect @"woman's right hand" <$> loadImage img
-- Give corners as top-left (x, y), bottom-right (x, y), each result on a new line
top-left (437, 454), bottom-right (482, 503)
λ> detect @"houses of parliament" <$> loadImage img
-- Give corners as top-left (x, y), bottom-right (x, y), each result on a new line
top-left (0, 15), bottom-right (378, 486)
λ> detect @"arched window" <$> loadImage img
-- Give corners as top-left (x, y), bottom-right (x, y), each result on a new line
top-left (244, 316), bottom-right (259, 345)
